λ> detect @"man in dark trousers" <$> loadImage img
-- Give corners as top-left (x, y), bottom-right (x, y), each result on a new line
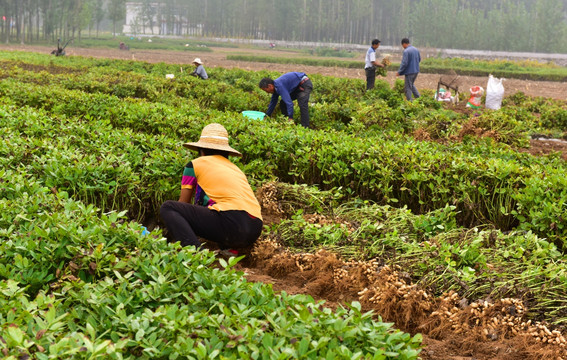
top-left (397, 38), bottom-right (421, 101)
top-left (259, 72), bottom-right (313, 128)
top-left (365, 39), bottom-right (385, 90)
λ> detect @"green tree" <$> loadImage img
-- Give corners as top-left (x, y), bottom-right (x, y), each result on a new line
top-left (530, 0), bottom-right (565, 53)
top-left (107, 0), bottom-right (126, 36)
top-left (92, 0), bottom-right (105, 37)
top-left (140, 0), bottom-right (157, 34)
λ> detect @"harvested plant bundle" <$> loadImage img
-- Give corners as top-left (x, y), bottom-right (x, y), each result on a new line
top-left (376, 55), bottom-right (391, 77)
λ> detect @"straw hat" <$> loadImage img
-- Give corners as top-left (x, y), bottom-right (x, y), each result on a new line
top-left (183, 123), bottom-right (242, 157)
top-left (193, 58), bottom-right (203, 65)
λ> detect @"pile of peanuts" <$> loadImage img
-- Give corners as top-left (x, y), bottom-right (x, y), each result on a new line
top-left (303, 213), bottom-right (356, 232)
top-left (291, 251), bottom-right (318, 272)
top-left (356, 265), bottom-right (431, 309)
top-left (252, 236), bottom-right (566, 356)
top-left (333, 267), bottom-right (352, 282)
top-left (432, 292), bottom-right (566, 350)
top-left (528, 323), bottom-right (566, 346)
top-left (257, 182), bottom-right (285, 215)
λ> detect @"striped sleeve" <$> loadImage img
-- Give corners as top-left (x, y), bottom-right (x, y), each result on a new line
top-left (181, 162), bottom-right (197, 189)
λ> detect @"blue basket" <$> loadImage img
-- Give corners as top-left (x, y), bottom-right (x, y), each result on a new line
top-left (241, 111), bottom-right (265, 120)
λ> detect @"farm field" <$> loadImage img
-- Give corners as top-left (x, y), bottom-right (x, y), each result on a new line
top-left (1, 43), bottom-right (567, 359)
top-left (2, 42), bottom-right (567, 101)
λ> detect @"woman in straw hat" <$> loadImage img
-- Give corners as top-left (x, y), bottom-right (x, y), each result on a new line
top-left (159, 123), bottom-right (263, 254)
top-left (191, 57), bottom-right (208, 80)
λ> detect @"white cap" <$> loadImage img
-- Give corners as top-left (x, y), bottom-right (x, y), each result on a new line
top-left (193, 58), bottom-right (203, 65)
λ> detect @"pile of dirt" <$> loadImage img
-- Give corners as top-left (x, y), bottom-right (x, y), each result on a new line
top-left (456, 117), bottom-right (501, 142)
top-left (520, 138), bottom-right (567, 161)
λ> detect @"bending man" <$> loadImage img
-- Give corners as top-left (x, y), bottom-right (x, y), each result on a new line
top-left (191, 58), bottom-right (208, 80)
top-left (259, 72), bottom-right (313, 128)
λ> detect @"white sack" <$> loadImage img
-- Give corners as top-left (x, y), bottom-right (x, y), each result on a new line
top-left (485, 75), bottom-right (505, 110)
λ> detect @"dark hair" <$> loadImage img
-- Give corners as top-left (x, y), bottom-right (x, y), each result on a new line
top-left (371, 39), bottom-right (381, 45)
top-left (401, 38), bottom-right (410, 45)
top-left (258, 78), bottom-right (274, 89)
top-left (199, 147), bottom-right (229, 158)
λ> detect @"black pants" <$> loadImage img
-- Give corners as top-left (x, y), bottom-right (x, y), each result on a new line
top-left (365, 67), bottom-right (376, 90)
top-left (280, 79), bottom-right (312, 128)
top-left (159, 200), bottom-right (263, 249)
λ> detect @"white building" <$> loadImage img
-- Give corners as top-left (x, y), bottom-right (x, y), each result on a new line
top-left (123, 2), bottom-right (201, 36)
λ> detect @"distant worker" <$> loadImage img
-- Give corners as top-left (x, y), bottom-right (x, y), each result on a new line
top-left (364, 38), bottom-right (385, 90)
top-left (259, 72), bottom-right (313, 128)
top-left (396, 38), bottom-right (421, 101)
top-left (51, 38), bottom-right (70, 57)
top-left (191, 58), bottom-right (208, 80)
top-left (159, 123), bottom-right (263, 255)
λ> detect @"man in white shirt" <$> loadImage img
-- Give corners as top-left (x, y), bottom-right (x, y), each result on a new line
top-left (364, 39), bottom-right (385, 91)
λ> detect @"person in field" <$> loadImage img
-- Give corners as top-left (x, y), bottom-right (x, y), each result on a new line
top-left (159, 123), bottom-right (263, 255)
top-left (259, 72), bottom-right (313, 128)
top-left (397, 38), bottom-right (421, 101)
top-left (191, 58), bottom-right (209, 79)
top-left (364, 38), bottom-right (385, 90)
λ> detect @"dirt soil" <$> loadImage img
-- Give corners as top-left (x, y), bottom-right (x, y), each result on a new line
top-left (5, 43), bottom-right (567, 359)
top-left (520, 138), bottom-right (567, 161)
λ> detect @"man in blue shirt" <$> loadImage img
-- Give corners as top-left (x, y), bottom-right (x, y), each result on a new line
top-left (259, 72), bottom-right (313, 128)
top-left (397, 38), bottom-right (421, 101)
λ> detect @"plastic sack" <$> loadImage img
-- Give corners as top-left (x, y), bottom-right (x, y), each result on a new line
top-left (485, 75), bottom-right (505, 110)
top-left (435, 88), bottom-right (453, 102)
top-left (466, 86), bottom-right (484, 109)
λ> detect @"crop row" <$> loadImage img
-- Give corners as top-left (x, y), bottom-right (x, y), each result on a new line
top-left (0, 68), bottom-right (566, 250)
top-left (0, 57), bottom-right (557, 148)
top-left (3, 98), bottom-right (566, 326)
top-left (2, 52), bottom-right (567, 137)
top-left (0, 174), bottom-right (422, 358)
top-left (0, 52), bottom-right (567, 132)
top-left (6, 51), bottom-right (567, 138)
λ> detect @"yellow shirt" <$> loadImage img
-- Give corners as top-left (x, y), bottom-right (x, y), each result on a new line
top-left (191, 155), bottom-right (263, 220)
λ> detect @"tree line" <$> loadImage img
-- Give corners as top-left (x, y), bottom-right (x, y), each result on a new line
top-left (0, 0), bottom-right (565, 54)
top-left (0, 0), bottom-right (122, 43)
